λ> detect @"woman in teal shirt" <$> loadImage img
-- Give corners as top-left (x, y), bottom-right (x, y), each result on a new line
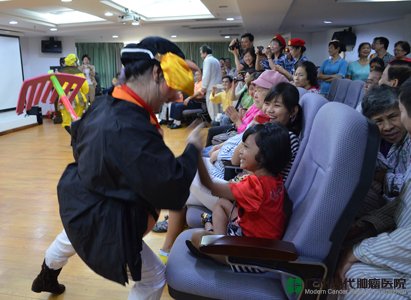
top-left (347, 42), bottom-right (371, 81)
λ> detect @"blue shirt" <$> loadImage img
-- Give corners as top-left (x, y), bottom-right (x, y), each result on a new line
top-left (260, 53), bottom-right (286, 70)
top-left (319, 57), bottom-right (348, 95)
top-left (347, 60), bottom-right (370, 81)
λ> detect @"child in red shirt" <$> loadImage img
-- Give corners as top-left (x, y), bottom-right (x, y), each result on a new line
top-left (188, 122), bottom-right (292, 262)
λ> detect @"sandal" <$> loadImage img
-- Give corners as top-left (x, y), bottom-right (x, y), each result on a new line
top-left (152, 215), bottom-right (168, 233)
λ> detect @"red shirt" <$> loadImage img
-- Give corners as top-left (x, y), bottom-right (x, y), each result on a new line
top-left (229, 174), bottom-right (286, 239)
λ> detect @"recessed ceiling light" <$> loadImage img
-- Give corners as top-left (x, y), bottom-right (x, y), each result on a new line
top-left (61, 0), bottom-right (72, 2)
top-left (9, 20), bottom-right (18, 25)
top-left (112, 35), bottom-right (119, 38)
top-left (131, 21), bottom-right (140, 26)
top-left (171, 35), bottom-right (177, 38)
top-left (224, 35), bottom-right (230, 39)
top-left (50, 28), bottom-right (58, 31)
top-left (323, 20), bottom-right (333, 24)
top-left (226, 17), bottom-right (234, 21)
top-left (104, 12), bottom-right (113, 17)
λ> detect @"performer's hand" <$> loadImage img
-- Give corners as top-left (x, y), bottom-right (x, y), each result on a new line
top-left (187, 122), bottom-right (205, 151)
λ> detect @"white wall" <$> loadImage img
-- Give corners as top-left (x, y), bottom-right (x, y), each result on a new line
top-left (20, 36), bottom-right (77, 79)
top-left (308, 14), bottom-right (411, 66)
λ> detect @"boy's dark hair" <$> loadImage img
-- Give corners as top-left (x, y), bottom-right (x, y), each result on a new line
top-left (388, 60), bottom-right (411, 86)
top-left (242, 123), bottom-right (291, 176)
top-left (241, 33), bottom-right (254, 43)
top-left (222, 75), bottom-right (233, 83)
top-left (374, 37), bottom-right (389, 50)
top-left (296, 60), bottom-right (318, 87)
top-left (399, 78), bottom-right (411, 117)
top-left (362, 84), bottom-right (399, 119)
top-left (264, 82), bottom-right (302, 135)
top-left (371, 66), bottom-right (384, 74)
top-left (200, 45), bottom-right (212, 54)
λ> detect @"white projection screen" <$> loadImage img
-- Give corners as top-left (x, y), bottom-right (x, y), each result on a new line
top-left (0, 35), bottom-right (24, 111)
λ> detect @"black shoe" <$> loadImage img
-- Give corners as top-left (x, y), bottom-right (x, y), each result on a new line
top-left (159, 120), bottom-right (172, 125)
top-left (168, 123), bottom-right (182, 129)
top-left (31, 260), bottom-right (66, 294)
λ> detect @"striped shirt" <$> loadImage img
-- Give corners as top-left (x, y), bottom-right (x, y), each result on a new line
top-left (207, 131), bottom-right (299, 181)
top-left (353, 166), bottom-right (411, 276)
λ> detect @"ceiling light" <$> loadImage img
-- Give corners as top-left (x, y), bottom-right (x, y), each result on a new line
top-left (224, 35), bottom-right (230, 39)
top-left (50, 28), bottom-right (58, 31)
top-left (323, 20), bottom-right (333, 24)
top-left (112, 35), bottom-right (119, 38)
top-left (171, 35), bottom-right (177, 38)
top-left (105, 12), bottom-right (114, 17)
top-left (9, 20), bottom-right (18, 25)
top-left (61, 0), bottom-right (72, 2)
top-left (226, 17), bottom-right (234, 21)
top-left (131, 21), bottom-right (140, 26)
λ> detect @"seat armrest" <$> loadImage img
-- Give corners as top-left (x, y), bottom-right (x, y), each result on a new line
top-left (199, 235), bottom-right (298, 261)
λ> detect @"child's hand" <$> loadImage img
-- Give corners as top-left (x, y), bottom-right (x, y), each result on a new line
top-left (187, 122), bottom-right (205, 151)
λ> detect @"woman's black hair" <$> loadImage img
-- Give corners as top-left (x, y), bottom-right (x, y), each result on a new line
top-left (357, 42), bottom-right (371, 58)
top-left (395, 41), bottom-right (411, 56)
top-left (81, 54), bottom-right (90, 61)
top-left (328, 40), bottom-right (345, 53)
top-left (263, 82), bottom-right (302, 135)
top-left (296, 60), bottom-right (318, 87)
top-left (242, 123), bottom-right (291, 176)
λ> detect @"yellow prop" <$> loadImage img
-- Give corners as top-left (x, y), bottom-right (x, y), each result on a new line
top-left (159, 52), bottom-right (194, 96)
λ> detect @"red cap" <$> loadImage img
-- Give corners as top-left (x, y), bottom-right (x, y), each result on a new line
top-left (272, 34), bottom-right (286, 48)
top-left (288, 38), bottom-right (305, 47)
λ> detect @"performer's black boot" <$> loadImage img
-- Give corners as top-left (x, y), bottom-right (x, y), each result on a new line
top-left (31, 260), bottom-right (65, 294)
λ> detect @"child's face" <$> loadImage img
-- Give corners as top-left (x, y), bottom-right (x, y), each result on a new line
top-left (239, 133), bottom-right (260, 172)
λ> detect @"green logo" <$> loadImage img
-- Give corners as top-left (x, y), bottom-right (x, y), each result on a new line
top-left (286, 277), bottom-right (303, 295)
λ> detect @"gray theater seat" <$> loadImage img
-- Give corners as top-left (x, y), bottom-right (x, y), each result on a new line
top-left (166, 102), bottom-right (379, 300)
top-left (343, 80), bottom-right (365, 108)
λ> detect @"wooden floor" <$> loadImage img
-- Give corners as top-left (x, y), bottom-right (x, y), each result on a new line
top-left (0, 119), bottom-right (195, 300)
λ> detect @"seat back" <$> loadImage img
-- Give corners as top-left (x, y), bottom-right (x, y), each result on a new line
top-left (326, 78), bottom-right (339, 101)
top-left (327, 79), bottom-right (351, 103)
top-left (297, 87), bottom-right (308, 98)
top-left (285, 92), bottom-right (328, 187)
top-left (343, 80), bottom-right (365, 108)
top-left (284, 102), bottom-right (379, 264)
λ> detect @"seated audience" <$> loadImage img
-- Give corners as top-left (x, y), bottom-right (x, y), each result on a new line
top-left (338, 79), bottom-right (411, 299)
top-left (158, 81), bottom-right (301, 262)
top-left (293, 60), bottom-right (320, 93)
top-left (210, 75), bottom-right (235, 126)
top-left (187, 123), bottom-right (292, 263)
top-left (379, 59), bottom-right (411, 88)
top-left (364, 66), bottom-right (384, 94)
top-left (168, 69), bottom-right (205, 129)
top-left (318, 40), bottom-right (348, 96)
top-left (231, 48), bottom-right (256, 74)
top-left (347, 42), bottom-right (371, 81)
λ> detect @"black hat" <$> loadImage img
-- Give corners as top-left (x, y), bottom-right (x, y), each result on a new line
top-left (121, 36), bottom-right (185, 66)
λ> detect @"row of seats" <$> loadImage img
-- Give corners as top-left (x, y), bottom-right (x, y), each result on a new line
top-left (165, 92), bottom-right (380, 299)
top-left (327, 78), bottom-right (365, 109)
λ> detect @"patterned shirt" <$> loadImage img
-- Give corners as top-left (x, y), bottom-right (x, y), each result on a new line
top-left (376, 134), bottom-right (411, 201)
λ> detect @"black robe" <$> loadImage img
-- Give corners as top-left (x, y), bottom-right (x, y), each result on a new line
top-left (58, 94), bottom-right (198, 285)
